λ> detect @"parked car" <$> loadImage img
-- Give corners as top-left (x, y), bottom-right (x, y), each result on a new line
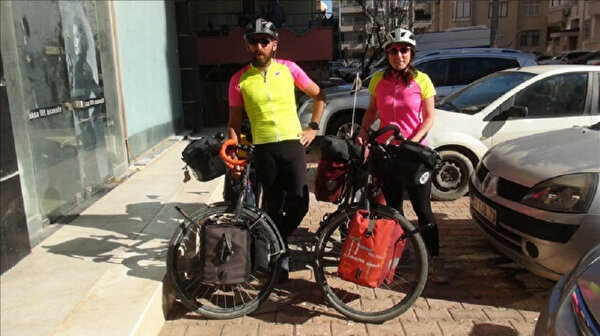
top-left (538, 50), bottom-right (594, 65)
top-left (469, 124), bottom-right (600, 280)
top-left (413, 48), bottom-right (537, 99)
top-left (301, 48), bottom-right (537, 140)
top-left (571, 51), bottom-right (600, 65)
top-left (534, 244), bottom-right (600, 336)
top-left (427, 64), bottom-right (599, 200)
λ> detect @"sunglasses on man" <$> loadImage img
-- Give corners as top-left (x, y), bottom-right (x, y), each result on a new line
top-left (247, 37), bottom-right (273, 47)
top-left (387, 46), bottom-right (412, 55)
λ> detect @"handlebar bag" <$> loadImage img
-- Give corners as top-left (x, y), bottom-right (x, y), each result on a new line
top-left (385, 141), bottom-right (441, 185)
top-left (200, 218), bottom-right (251, 284)
top-left (314, 159), bottom-right (346, 203)
top-left (320, 135), bottom-right (362, 162)
top-left (337, 210), bottom-right (404, 288)
top-left (181, 135), bottom-right (226, 182)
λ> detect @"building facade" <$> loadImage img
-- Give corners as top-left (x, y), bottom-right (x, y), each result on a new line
top-left (0, 0), bottom-right (183, 273)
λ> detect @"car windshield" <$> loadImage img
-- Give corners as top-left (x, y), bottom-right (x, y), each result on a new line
top-left (436, 71), bottom-right (535, 114)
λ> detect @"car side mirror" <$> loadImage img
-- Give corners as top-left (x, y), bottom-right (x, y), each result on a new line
top-left (500, 106), bottom-right (528, 120)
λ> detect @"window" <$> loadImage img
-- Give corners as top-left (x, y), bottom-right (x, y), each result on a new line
top-left (583, 20), bottom-right (591, 40)
top-left (415, 59), bottom-right (450, 87)
top-left (415, 9), bottom-right (432, 21)
top-left (522, 1), bottom-right (540, 16)
top-left (453, 0), bottom-right (471, 19)
top-left (488, 1), bottom-right (508, 18)
top-left (454, 57), bottom-right (520, 86)
top-left (550, 0), bottom-right (562, 8)
top-left (520, 30), bottom-right (539, 46)
top-left (514, 73), bottom-right (588, 117)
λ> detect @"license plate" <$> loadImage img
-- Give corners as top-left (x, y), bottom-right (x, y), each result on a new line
top-left (472, 196), bottom-right (497, 225)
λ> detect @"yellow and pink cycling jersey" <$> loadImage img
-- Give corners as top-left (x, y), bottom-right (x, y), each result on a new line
top-left (368, 69), bottom-right (436, 145)
top-left (229, 59), bottom-right (312, 145)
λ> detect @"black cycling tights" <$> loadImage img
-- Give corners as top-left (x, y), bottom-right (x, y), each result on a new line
top-left (382, 175), bottom-right (440, 258)
top-left (254, 140), bottom-right (309, 243)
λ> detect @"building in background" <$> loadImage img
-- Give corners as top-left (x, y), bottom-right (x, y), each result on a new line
top-left (547, 0), bottom-right (600, 53)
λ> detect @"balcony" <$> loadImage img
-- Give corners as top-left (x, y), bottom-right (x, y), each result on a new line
top-left (340, 4), bottom-right (363, 14)
top-left (340, 40), bottom-right (366, 50)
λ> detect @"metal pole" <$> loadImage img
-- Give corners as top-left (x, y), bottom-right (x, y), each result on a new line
top-left (490, 0), bottom-right (499, 47)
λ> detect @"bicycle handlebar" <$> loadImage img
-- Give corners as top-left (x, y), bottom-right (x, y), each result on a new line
top-left (368, 124), bottom-right (406, 145)
top-left (219, 139), bottom-right (248, 168)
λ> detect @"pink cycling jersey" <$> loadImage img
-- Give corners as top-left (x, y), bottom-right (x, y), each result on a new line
top-left (368, 70), bottom-right (436, 145)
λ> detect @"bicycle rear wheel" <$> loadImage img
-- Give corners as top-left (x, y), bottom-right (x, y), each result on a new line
top-left (313, 203), bottom-right (428, 323)
top-left (167, 203), bottom-right (284, 319)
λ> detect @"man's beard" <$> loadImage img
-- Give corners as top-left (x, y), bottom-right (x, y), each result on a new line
top-left (251, 50), bottom-right (273, 68)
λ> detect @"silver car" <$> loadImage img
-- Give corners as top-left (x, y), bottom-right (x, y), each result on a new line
top-left (469, 124), bottom-right (600, 280)
top-left (534, 244), bottom-right (600, 335)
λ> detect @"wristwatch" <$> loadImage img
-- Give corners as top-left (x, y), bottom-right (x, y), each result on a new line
top-left (308, 122), bottom-right (319, 130)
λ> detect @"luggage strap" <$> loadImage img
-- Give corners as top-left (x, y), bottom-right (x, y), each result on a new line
top-left (220, 232), bottom-right (234, 262)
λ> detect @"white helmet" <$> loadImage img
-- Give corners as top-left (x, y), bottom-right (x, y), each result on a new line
top-left (384, 27), bottom-right (416, 49)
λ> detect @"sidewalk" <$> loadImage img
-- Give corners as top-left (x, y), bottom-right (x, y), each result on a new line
top-left (1, 129), bottom-right (227, 336)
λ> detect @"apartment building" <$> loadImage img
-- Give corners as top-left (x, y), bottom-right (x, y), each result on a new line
top-left (431, 0), bottom-right (599, 55)
top-left (547, 0), bottom-right (600, 53)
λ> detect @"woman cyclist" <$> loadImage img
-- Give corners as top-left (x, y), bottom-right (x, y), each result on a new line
top-left (356, 27), bottom-right (448, 283)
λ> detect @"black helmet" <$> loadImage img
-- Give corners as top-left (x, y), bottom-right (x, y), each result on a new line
top-left (244, 18), bottom-right (278, 40)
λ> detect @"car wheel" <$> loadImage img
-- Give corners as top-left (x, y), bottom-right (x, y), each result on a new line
top-left (327, 112), bottom-right (363, 138)
top-left (431, 150), bottom-right (474, 201)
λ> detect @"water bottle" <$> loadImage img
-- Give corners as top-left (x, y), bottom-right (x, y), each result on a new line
top-left (246, 180), bottom-right (257, 207)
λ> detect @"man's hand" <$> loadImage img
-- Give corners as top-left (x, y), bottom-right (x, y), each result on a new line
top-left (299, 128), bottom-right (317, 147)
top-left (355, 127), bottom-right (368, 146)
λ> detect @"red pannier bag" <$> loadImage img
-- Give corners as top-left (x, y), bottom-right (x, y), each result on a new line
top-left (338, 210), bottom-right (406, 287)
top-left (314, 159), bottom-right (346, 203)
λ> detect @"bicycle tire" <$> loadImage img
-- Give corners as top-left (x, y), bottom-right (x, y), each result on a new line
top-left (167, 203), bottom-right (284, 319)
top-left (313, 203), bottom-right (428, 323)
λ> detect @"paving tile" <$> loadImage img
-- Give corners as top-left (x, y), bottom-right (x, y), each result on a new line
top-left (448, 308), bottom-right (488, 322)
top-left (483, 307), bottom-right (525, 322)
top-left (365, 322), bottom-right (407, 336)
top-left (413, 308), bottom-right (453, 322)
top-left (330, 323), bottom-right (368, 336)
top-left (437, 321), bottom-right (475, 336)
top-left (295, 322), bottom-right (332, 336)
top-left (222, 321), bottom-right (259, 336)
top-left (401, 321), bottom-right (442, 335)
top-left (257, 323), bottom-right (294, 336)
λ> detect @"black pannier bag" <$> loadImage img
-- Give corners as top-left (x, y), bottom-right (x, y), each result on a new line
top-left (385, 141), bottom-right (442, 185)
top-left (181, 134), bottom-right (226, 182)
top-left (200, 217), bottom-right (251, 284)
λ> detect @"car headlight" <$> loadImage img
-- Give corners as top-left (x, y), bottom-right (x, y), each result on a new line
top-left (521, 173), bottom-right (598, 213)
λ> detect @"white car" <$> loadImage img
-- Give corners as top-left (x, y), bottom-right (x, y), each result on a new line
top-left (428, 65), bottom-right (599, 200)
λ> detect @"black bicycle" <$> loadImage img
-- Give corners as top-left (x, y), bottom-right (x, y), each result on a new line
top-left (167, 139), bottom-right (286, 319)
top-left (313, 125), bottom-right (430, 323)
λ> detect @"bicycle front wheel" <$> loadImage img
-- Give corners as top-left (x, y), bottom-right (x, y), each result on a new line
top-left (313, 203), bottom-right (428, 323)
top-left (167, 204), bottom-right (284, 319)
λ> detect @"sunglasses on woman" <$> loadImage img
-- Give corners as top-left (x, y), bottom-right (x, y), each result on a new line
top-left (387, 46), bottom-right (412, 55)
top-left (247, 38), bottom-right (273, 47)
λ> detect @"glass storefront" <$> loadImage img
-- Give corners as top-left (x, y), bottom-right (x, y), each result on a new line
top-left (10, 1), bottom-right (112, 222)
